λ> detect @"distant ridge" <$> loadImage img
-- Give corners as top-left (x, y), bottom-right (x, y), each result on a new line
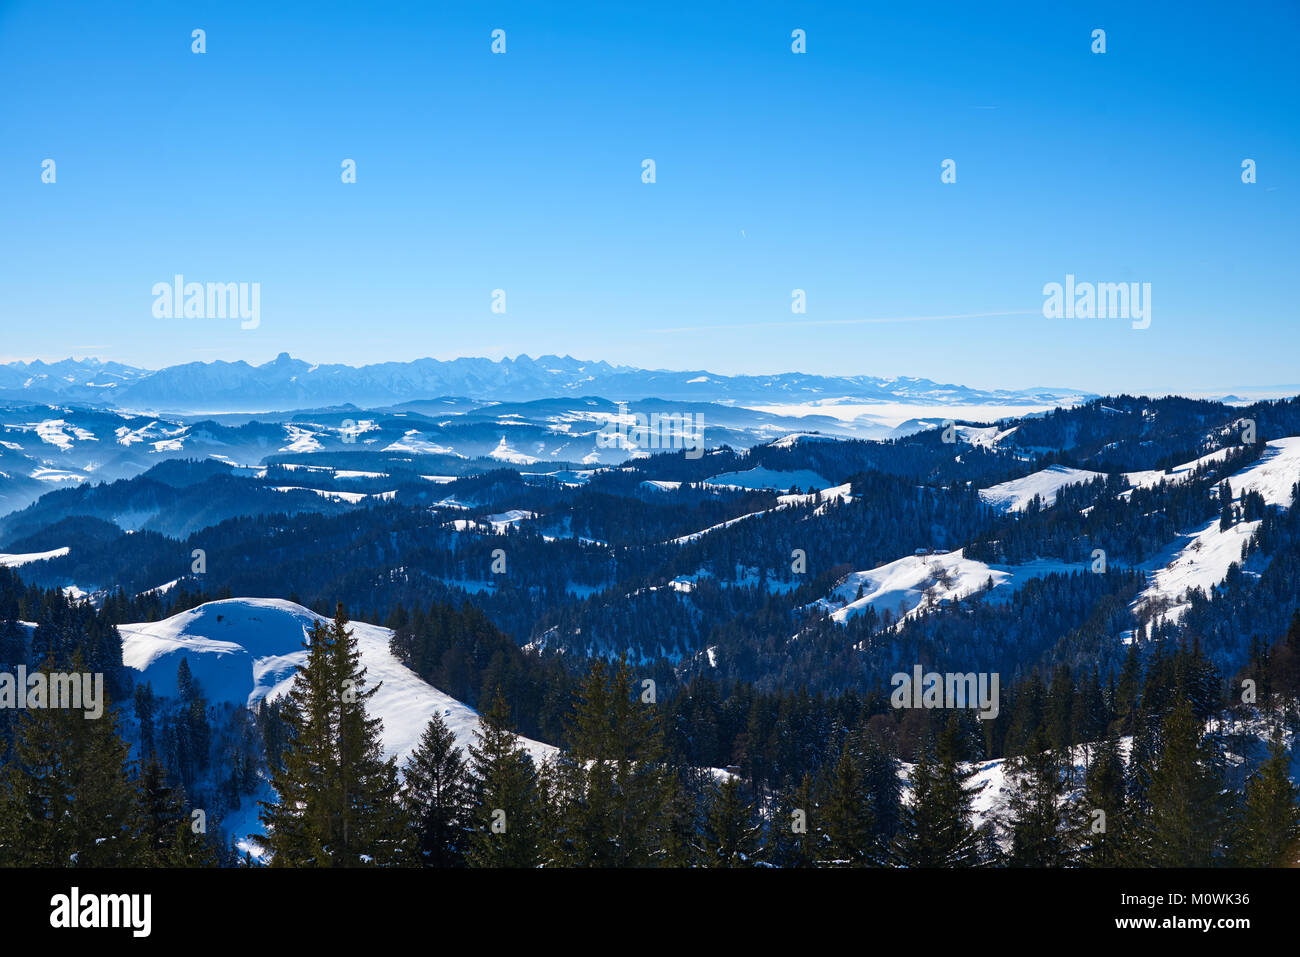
top-left (0, 353), bottom-right (1094, 412)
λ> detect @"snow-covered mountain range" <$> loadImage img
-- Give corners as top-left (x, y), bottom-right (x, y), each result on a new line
top-left (0, 353), bottom-right (1093, 411)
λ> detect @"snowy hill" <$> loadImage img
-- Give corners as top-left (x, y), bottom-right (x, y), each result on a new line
top-left (703, 467), bottom-right (832, 492)
top-left (808, 549), bottom-right (1077, 624)
top-left (0, 546), bottom-right (69, 567)
top-left (119, 598), bottom-right (555, 768)
top-left (1136, 437), bottom-right (1300, 625)
top-left (979, 465), bottom-right (1103, 512)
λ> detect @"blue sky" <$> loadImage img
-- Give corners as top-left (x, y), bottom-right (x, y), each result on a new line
top-left (1, 0), bottom-right (1296, 394)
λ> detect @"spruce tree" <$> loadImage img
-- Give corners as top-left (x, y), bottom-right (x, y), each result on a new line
top-left (332, 608), bottom-right (410, 866)
top-left (1134, 699), bottom-right (1229, 866)
top-left (552, 659), bottom-right (670, 867)
top-left (1233, 733), bottom-right (1300, 866)
top-left (176, 658), bottom-right (210, 783)
top-left (860, 734), bottom-right (903, 844)
top-left (893, 721), bottom-right (984, 867)
top-left (821, 747), bottom-right (877, 866)
top-left (700, 776), bottom-right (762, 867)
top-left (769, 773), bottom-right (817, 868)
top-left (139, 757), bottom-right (217, 866)
top-left (1077, 730), bottom-right (1129, 867)
top-left (0, 657), bottom-right (146, 867)
top-left (466, 689), bottom-right (542, 868)
top-left (260, 606), bottom-right (411, 866)
top-left (658, 769), bottom-right (704, 867)
top-left (1114, 642), bottom-right (1142, 733)
top-left (133, 682), bottom-right (157, 762)
top-left (1004, 729), bottom-right (1075, 867)
top-left (401, 711), bottom-right (470, 867)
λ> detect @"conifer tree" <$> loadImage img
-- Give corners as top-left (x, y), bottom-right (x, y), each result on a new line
top-left (1133, 699), bottom-right (1229, 866)
top-left (1004, 728), bottom-right (1075, 867)
top-left (551, 659), bottom-right (670, 867)
top-left (892, 720), bottom-right (984, 867)
top-left (0, 616), bottom-right (24, 671)
top-left (769, 773), bottom-right (817, 868)
top-left (133, 682), bottom-right (157, 761)
top-left (1114, 642), bottom-right (1142, 733)
top-left (1126, 703), bottom-right (1161, 813)
top-left (657, 769), bottom-right (704, 867)
top-left (401, 711), bottom-right (470, 867)
top-left (1077, 730), bottom-right (1129, 867)
top-left (1070, 668), bottom-right (1108, 779)
top-left (821, 747), bottom-right (877, 866)
top-left (0, 657), bottom-right (146, 867)
top-left (466, 689), bottom-right (542, 868)
top-left (176, 658), bottom-right (211, 784)
top-left (260, 606), bottom-right (411, 866)
top-left (700, 776), bottom-right (762, 867)
top-left (1045, 665), bottom-right (1074, 759)
top-left (1232, 733), bottom-right (1300, 866)
top-left (139, 757), bottom-right (217, 866)
top-left (332, 609), bottom-right (410, 866)
top-left (859, 734), bottom-right (903, 844)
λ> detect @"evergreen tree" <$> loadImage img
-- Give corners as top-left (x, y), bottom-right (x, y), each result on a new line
top-left (1070, 668), bottom-right (1108, 781)
top-left (133, 682), bottom-right (157, 761)
top-left (176, 658), bottom-right (211, 785)
top-left (860, 734), bottom-right (903, 844)
top-left (1219, 480), bottom-right (1234, 531)
top-left (466, 689), bottom-right (542, 868)
top-left (550, 659), bottom-right (671, 867)
top-left (0, 657), bottom-right (146, 867)
top-left (892, 721), bottom-right (984, 867)
top-left (1126, 702), bottom-right (1161, 813)
top-left (700, 777), bottom-right (762, 867)
top-left (1133, 699), bottom-right (1229, 866)
top-left (768, 773), bottom-right (817, 868)
top-left (659, 769), bottom-right (704, 868)
top-left (1077, 730), bottom-right (1129, 867)
top-left (260, 606), bottom-right (411, 866)
top-left (1004, 729), bottom-right (1074, 867)
top-left (1114, 642), bottom-right (1142, 733)
top-left (1232, 733), bottom-right (1300, 866)
top-left (401, 711), bottom-right (471, 867)
top-left (139, 757), bottom-right (217, 866)
top-left (821, 747), bottom-right (877, 866)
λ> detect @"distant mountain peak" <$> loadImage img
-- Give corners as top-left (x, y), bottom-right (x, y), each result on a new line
top-left (0, 354), bottom-right (1095, 413)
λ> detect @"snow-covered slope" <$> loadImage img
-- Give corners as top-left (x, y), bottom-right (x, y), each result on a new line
top-left (0, 546), bottom-right (70, 567)
top-left (1123, 447), bottom-right (1235, 492)
top-left (1136, 437), bottom-right (1300, 625)
top-left (955, 424), bottom-right (1019, 449)
top-left (808, 549), bottom-right (1077, 624)
top-left (703, 467), bottom-right (832, 491)
top-left (667, 483), bottom-right (853, 545)
top-left (768, 432), bottom-right (839, 449)
top-left (118, 598), bottom-right (554, 767)
top-left (979, 465), bottom-right (1103, 512)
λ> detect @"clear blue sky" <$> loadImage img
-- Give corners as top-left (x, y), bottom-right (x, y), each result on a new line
top-left (1, 0), bottom-right (1296, 394)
